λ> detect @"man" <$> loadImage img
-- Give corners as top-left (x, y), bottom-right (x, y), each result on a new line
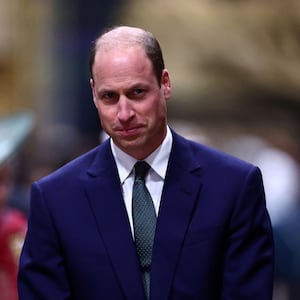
top-left (18, 26), bottom-right (274, 299)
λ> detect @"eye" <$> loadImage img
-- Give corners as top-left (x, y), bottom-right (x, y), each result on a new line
top-left (130, 88), bottom-right (146, 99)
top-left (103, 92), bottom-right (116, 99)
top-left (100, 91), bottom-right (118, 103)
top-left (134, 88), bottom-right (144, 95)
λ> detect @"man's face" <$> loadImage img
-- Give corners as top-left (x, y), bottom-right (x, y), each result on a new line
top-left (91, 46), bottom-right (171, 160)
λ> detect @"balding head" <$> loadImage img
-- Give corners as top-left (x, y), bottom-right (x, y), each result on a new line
top-left (94, 26), bottom-right (148, 52)
top-left (89, 26), bottom-right (165, 86)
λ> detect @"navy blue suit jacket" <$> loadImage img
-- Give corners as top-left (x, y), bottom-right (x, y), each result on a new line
top-left (18, 131), bottom-right (274, 299)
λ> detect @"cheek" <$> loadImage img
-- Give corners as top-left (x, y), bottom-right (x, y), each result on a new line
top-left (98, 107), bottom-right (115, 125)
top-left (152, 99), bottom-right (167, 118)
top-left (141, 105), bottom-right (166, 129)
top-left (142, 96), bottom-right (166, 116)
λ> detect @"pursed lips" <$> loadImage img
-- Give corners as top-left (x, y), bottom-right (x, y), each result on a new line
top-left (114, 125), bottom-right (143, 137)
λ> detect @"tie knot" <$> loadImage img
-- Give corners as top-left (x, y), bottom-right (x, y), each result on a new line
top-left (134, 161), bottom-right (150, 180)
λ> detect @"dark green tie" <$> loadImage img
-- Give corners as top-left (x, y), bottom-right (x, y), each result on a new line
top-left (132, 161), bottom-right (156, 299)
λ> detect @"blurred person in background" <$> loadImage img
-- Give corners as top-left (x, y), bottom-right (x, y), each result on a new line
top-left (0, 113), bottom-right (32, 300)
top-left (224, 135), bottom-right (300, 300)
top-left (0, 162), bottom-right (27, 300)
top-left (18, 26), bottom-right (274, 300)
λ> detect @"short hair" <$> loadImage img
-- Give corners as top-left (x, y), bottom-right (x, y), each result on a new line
top-left (89, 26), bottom-right (165, 86)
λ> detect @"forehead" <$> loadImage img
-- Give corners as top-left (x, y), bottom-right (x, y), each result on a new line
top-left (95, 42), bottom-right (147, 63)
top-left (93, 46), bottom-right (154, 80)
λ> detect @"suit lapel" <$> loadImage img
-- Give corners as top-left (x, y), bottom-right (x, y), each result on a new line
top-left (84, 141), bottom-right (146, 300)
top-left (150, 133), bottom-right (203, 300)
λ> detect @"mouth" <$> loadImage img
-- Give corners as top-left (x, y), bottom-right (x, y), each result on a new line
top-left (115, 126), bottom-right (143, 137)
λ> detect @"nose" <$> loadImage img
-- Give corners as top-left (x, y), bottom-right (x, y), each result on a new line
top-left (117, 96), bottom-right (134, 122)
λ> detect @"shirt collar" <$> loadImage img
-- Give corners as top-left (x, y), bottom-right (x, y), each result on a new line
top-left (111, 126), bottom-right (173, 184)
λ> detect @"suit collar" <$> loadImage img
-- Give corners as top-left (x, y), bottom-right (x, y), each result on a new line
top-left (151, 131), bottom-right (203, 299)
top-left (85, 141), bottom-right (146, 299)
top-left (86, 130), bottom-right (202, 181)
top-left (86, 139), bottom-right (112, 177)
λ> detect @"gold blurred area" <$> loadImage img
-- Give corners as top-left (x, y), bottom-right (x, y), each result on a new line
top-left (0, 1), bottom-right (53, 119)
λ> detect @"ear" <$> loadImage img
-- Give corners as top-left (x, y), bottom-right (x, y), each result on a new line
top-left (161, 69), bottom-right (171, 100)
top-left (90, 78), bottom-right (97, 107)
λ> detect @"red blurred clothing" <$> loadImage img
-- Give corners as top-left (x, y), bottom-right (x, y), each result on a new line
top-left (0, 209), bottom-right (27, 300)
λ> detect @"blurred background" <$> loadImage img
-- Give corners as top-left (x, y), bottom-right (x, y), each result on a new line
top-left (0, 0), bottom-right (299, 299)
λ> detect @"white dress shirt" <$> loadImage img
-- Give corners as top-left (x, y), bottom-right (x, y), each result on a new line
top-left (111, 126), bottom-right (173, 235)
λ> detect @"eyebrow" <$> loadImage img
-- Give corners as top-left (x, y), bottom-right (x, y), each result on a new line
top-left (97, 82), bottom-right (150, 95)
